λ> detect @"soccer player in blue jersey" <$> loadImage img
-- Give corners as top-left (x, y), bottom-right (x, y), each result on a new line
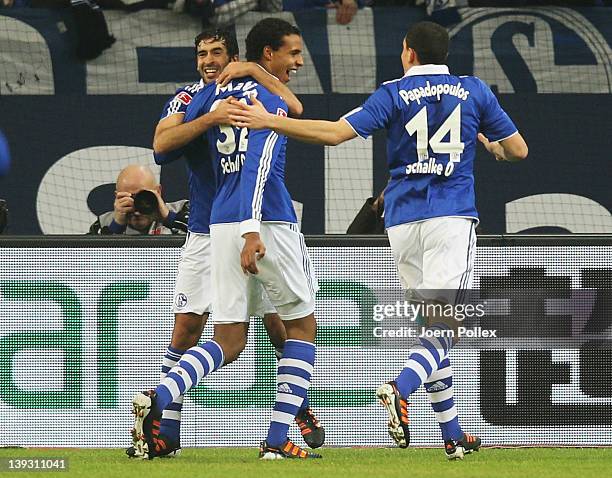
top-left (127, 27), bottom-right (322, 460)
top-left (228, 21), bottom-right (528, 459)
top-left (129, 20), bottom-right (321, 461)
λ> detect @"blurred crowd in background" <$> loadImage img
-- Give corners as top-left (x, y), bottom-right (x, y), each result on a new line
top-left (0, 0), bottom-right (610, 61)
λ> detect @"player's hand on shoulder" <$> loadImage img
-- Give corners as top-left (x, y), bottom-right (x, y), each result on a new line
top-left (228, 96), bottom-right (271, 130)
top-left (113, 191), bottom-right (134, 225)
top-left (241, 232), bottom-right (266, 275)
top-left (478, 133), bottom-right (505, 161)
top-left (217, 62), bottom-right (257, 87)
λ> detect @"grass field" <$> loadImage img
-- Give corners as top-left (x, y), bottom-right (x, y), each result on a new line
top-left (1, 448), bottom-right (611, 478)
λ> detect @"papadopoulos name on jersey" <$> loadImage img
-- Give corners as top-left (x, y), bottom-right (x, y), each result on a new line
top-left (343, 64), bottom-right (518, 227)
top-left (399, 80), bottom-right (470, 105)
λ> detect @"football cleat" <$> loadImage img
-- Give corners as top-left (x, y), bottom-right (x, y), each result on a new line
top-left (258, 440), bottom-right (323, 460)
top-left (376, 381), bottom-right (410, 448)
top-left (295, 407), bottom-right (325, 449)
top-left (152, 435), bottom-right (182, 458)
top-left (458, 432), bottom-right (481, 454)
top-left (126, 436), bottom-right (181, 459)
top-left (128, 390), bottom-right (161, 460)
top-left (444, 439), bottom-right (465, 460)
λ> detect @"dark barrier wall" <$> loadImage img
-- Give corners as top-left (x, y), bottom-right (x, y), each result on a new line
top-left (0, 8), bottom-right (611, 234)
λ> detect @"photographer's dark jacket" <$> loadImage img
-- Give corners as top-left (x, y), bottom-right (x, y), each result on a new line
top-left (88, 200), bottom-right (189, 235)
top-left (346, 197), bottom-right (385, 234)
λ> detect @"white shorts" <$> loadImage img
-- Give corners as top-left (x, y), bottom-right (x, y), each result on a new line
top-left (172, 232), bottom-right (275, 317)
top-left (387, 217), bottom-right (476, 303)
top-left (172, 232), bottom-right (212, 315)
top-left (210, 222), bottom-right (318, 323)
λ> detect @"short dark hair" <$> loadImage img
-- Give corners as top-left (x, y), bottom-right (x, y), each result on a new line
top-left (194, 28), bottom-right (239, 59)
top-left (404, 21), bottom-right (449, 65)
top-left (245, 18), bottom-right (301, 62)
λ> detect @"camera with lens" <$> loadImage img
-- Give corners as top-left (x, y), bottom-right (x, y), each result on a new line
top-left (132, 190), bottom-right (159, 216)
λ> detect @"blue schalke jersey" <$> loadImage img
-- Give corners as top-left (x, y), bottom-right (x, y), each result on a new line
top-left (343, 64), bottom-right (517, 228)
top-left (184, 76), bottom-right (297, 230)
top-left (153, 80), bottom-right (215, 234)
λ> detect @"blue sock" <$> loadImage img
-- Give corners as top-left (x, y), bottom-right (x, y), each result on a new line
top-left (158, 346), bottom-right (184, 443)
top-left (266, 339), bottom-right (315, 447)
top-left (425, 357), bottom-right (463, 441)
top-left (155, 341), bottom-right (224, 413)
top-left (275, 345), bottom-right (309, 413)
top-left (395, 324), bottom-right (453, 398)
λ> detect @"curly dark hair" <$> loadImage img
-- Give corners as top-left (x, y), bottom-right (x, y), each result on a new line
top-left (194, 28), bottom-right (239, 59)
top-left (245, 18), bottom-right (301, 62)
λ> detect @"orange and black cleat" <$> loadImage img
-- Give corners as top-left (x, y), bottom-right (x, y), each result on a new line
top-left (295, 407), bottom-right (325, 449)
top-left (458, 432), bottom-right (481, 454)
top-left (259, 439), bottom-right (323, 460)
top-left (152, 434), bottom-right (182, 458)
top-left (445, 433), bottom-right (481, 460)
top-left (376, 381), bottom-right (410, 448)
top-left (127, 390), bottom-right (161, 460)
top-left (126, 431), bottom-right (181, 459)
top-left (444, 439), bottom-right (464, 460)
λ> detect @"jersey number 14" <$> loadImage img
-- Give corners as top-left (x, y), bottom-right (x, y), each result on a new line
top-left (405, 104), bottom-right (464, 175)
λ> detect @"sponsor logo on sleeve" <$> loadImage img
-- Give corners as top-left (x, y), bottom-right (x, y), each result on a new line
top-left (176, 92), bottom-right (193, 105)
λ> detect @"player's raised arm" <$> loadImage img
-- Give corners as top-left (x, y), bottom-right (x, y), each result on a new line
top-left (217, 62), bottom-right (303, 117)
top-left (229, 96), bottom-right (356, 145)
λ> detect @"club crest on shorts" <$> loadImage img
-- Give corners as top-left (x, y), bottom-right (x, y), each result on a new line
top-left (175, 293), bottom-right (188, 308)
top-left (276, 108), bottom-right (287, 117)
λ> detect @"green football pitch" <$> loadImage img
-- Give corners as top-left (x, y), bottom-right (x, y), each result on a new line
top-left (1, 448), bottom-right (611, 478)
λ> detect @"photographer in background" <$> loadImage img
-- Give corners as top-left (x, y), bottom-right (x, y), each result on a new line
top-left (88, 164), bottom-right (189, 235)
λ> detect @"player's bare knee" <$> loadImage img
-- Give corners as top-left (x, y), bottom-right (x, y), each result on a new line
top-left (283, 313), bottom-right (316, 342)
top-left (170, 312), bottom-right (207, 350)
top-left (213, 323), bottom-right (248, 364)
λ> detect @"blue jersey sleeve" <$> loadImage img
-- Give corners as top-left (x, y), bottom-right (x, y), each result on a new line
top-left (155, 86), bottom-right (215, 165)
top-left (342, 84), bottom-right (395, 139)
top-left (153, 149), bottom-right (181, 165)
top-left (184, 86), bottom-right (214, 123)
top-left (159, 88), bottom-right (195, 121)
top-left (154, 92), bottom-right (190, 165)
top-left (477, 79), bottom-right (518, 142)
top-left (239, 94), bottom-right (287, 235)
